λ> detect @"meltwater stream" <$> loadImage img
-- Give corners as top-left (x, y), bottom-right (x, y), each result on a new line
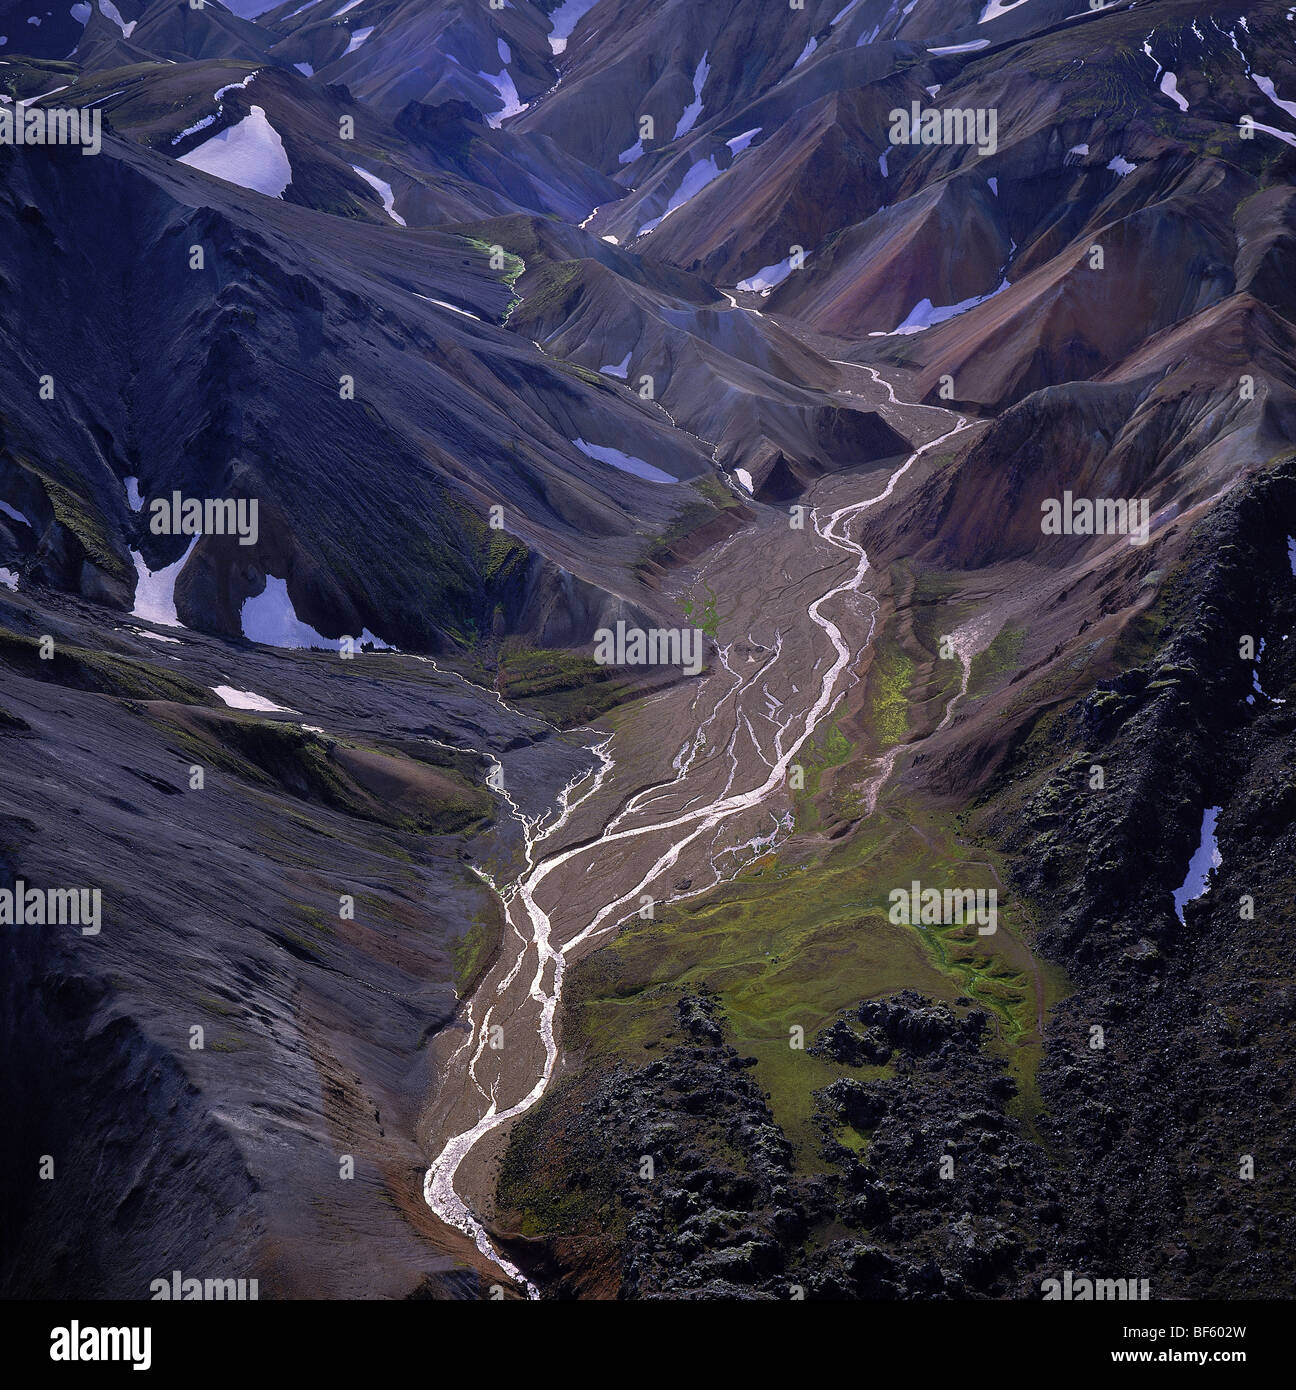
top-left (423, 399), bottom-right (972, 1296)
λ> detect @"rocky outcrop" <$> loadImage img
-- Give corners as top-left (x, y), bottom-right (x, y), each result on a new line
top-left (499, 985), bottom-right (1072, 1299)
top-left (975, 457), bottom-right (1296, 1296)
top-left (498, 992), bottom-right (814, 1299)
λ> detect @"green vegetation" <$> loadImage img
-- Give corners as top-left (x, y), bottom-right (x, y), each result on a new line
top-left (1111, 591), bottom-right (1174, 668)
top-left (452, 911), bottom-right (498, 996)
top-left (0, 626), bottom-right (216, 705)
top-left (791, 715), bottom-right (853, 832)
top-left (554, 360), bottom-right (607, 390)
top-left (968, 624), bottom-right (1026, 699)
top-left (460, 217), bottom-right (545, 270)
top-left (634, 480), bottom-right (745, 581)
top-left (148, 710), bottom-right (492, 835)
top-left (680, 581), bottom-right (720, 639)
top-left (896, 564), bottom-right (972, 719)
top-left (0, 60), bottom-right (79, 103)
top-left (865, 637), bottom-right (914, 748)
top-left (498, 1071), bottom-right (626, 1240)
top-left (514, 259), bottom-right (583, 320)
top-left (462, 235), bottom-right (527, 288)
top-left (553, 789), bottom-right (1062, 1169)
top-left (496, 641), bottom-right (637, 724)
top-left (504, 579), bottom-right (1074, 1236)
top-left (16, 456), bottom-right (131, 584)
top-left (445, 494), bottom-right (530, 597)
top-left (483, 526), bottom-right (527, 585)
top-left (195, 994), bottom-right (239, 1017)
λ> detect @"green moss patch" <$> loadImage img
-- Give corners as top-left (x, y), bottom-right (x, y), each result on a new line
top-left (0, 626), bottom-right (216, 704)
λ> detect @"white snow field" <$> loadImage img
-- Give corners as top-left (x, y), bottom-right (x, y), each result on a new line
top-left (130, 538), bottom-right (198, 629)
top-left (573, 439), bottom-right (677, 484)
top-left (240, 575), bottom-right (389, 651)
top-left (178, 107), bottom-right (293, 198)
top-left (351, 164), bottom-right (406, 224)
top-left (211, 685), bottom-right (296, 713)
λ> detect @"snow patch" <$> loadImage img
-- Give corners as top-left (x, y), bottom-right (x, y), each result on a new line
top-left (1246, 119), bottom-right (1296, 151)
top-left (0, 499), bottom-right (32, 528)
top-left (241, 577), bottom-right (330, 647)
top-left (0, 568), bottom-right (17, 591)
top-left (726, 127), bottom-right (760, 154)
top-left (639, 154), bottom-right (723, 233)
top-left (1160, 70), bottom-right (1189, 111)
top-left (573, 439), bottom-right (676, 484)
top-left (667, 158), bottom-right (724, 209)
top-left (1173, 806), bottom-right (1222, 922)
top-left (294, 62), bottom-right (314, 77)
top-left (214, 73), bottom-right (257, 103)
top-left (547, 0), bottom-right (598, 56)
top-left (892, 278), bottom-right (1009, 334)
top-left (599, 351), bottom-right (631, 378)
top-left (124, 476), bottom-right (144, 512)
top-left (240, 575), bottom-right (389, 651)
top-left (673, 52), bottom-right (710, 139)
top-left (18, 87), bottom-right (70, 108)
top-left (737, 254), bottom-right (795, 295)
top-left (99, 0), bottom-right (136, 36)
top-left (793, 37), bottom-right (817, 68)
top-left (979, 0), bottom-right (1033, 21)
top-left (1254, 74), bottom-right (1296, 122)
top-left (414, 293), bottom-right (481, 321)
top-left (343, 26), bottom-right (374, 56)
top-left (351, 164), bottom-right (405, 224)
top-left (927, 40), bottom-right (990, 55)
top-left (171, 113), bottom-right (216, 146)
top-left (1106, 154), bottom-right (1137, 176)
top-left (1223, 24), bottom-right (1250, 77)
top-left (178, 106), bottom-right (293, 198)
top-left (130, 537), bottom-right (197, 629)
top-left (1250, 655), bottom-right (1284, 705)
top-left (734, 468), bottom-right (754, 493)
top-left (479, 59), bottom-right (526, 128)
top-left (212, 685), bottom-right (295, 713)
